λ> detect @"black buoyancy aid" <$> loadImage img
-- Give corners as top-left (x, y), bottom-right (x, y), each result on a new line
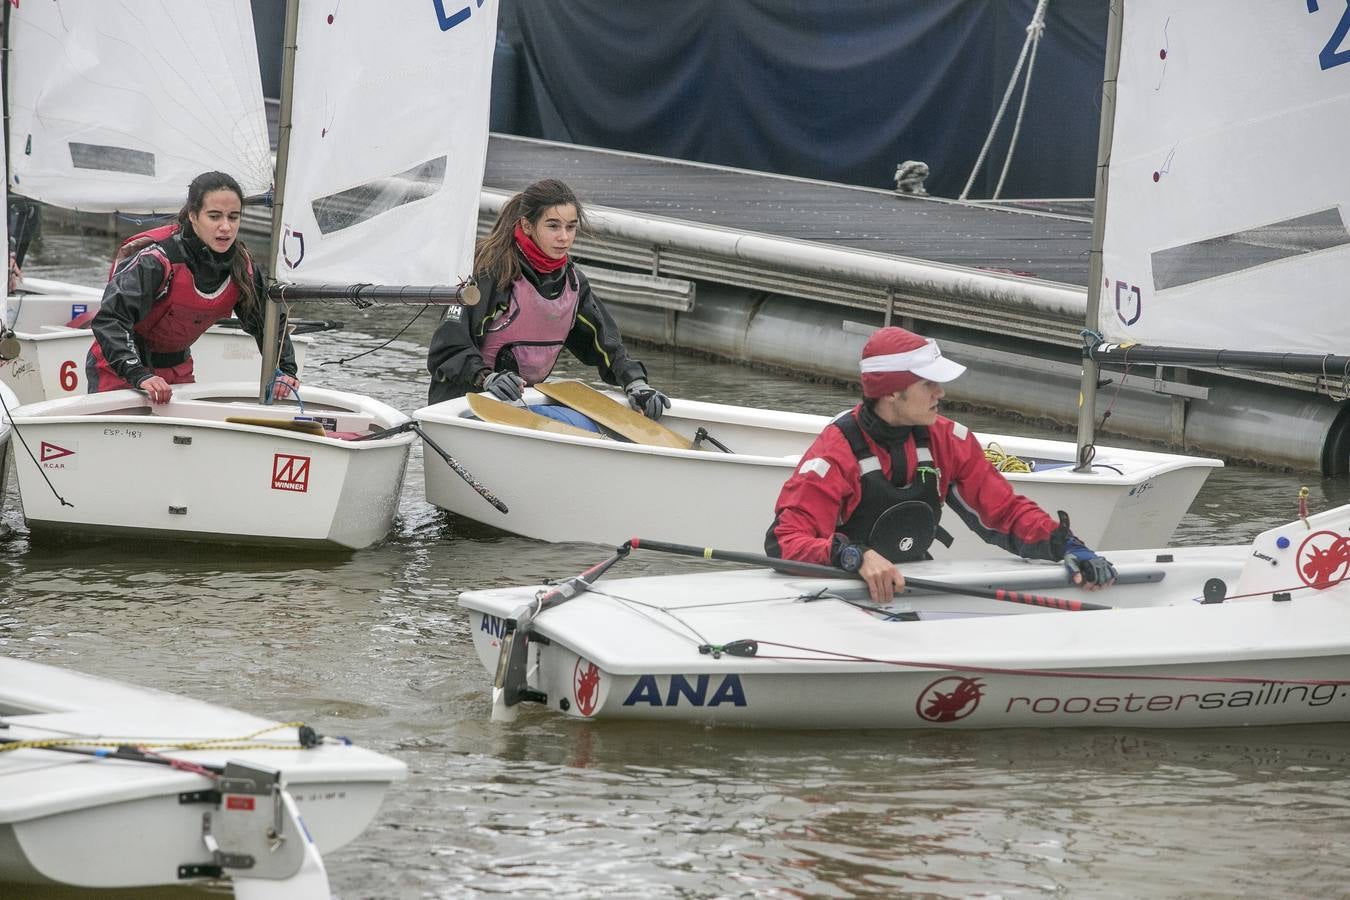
top-left (834, 411), bottom-right (954, 563)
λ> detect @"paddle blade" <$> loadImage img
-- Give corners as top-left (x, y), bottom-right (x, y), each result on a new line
top-left (534, 380), bottom-right (692, 449)
top-left (224, 416), bottom-right (327, 436)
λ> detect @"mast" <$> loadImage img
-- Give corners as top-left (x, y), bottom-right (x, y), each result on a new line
top-left (259, 0), bottom-right (301, 404)
top-left (1073, 0), bottom-right (1125, 472)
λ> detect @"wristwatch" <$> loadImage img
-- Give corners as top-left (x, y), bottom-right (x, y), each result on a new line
top-left (838, 543), bottom-right (864, 573)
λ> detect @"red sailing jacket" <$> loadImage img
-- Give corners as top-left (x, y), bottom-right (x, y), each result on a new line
top-left (765, 405), bottom-right (1064, 566)
top-left (87, 224), bottom-right (290, 391)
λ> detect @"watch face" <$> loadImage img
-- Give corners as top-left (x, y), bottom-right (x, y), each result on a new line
top-left (841, 545), bottom-right (862, 572)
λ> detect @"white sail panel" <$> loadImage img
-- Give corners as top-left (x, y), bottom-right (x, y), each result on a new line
top-left (1100, 1), bottom-right (1350, 354)
top-left (276, 2), bottom-right (498, 286)
top-left (5, 1), bottom-right (271, 213)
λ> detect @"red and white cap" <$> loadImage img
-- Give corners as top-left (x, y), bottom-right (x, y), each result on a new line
top-left (859, 327), bottom-right (966, 399)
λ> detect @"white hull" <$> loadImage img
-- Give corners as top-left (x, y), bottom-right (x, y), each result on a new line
top-left (417, 387), bottom-right (1221, 556)
top-left (460, 502), bottom-right (1350, 730)
top-left (2, 288), bottom-right (312, 405)
top-left (9, 381), bottom-right (412, 549)
top-left (0, 657), bottom-right (406, 889)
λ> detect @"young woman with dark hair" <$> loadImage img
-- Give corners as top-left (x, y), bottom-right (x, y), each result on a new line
top-left (426, 178), bottom-right (667, 419)
top-left (86, 171), bottom-right (298, 404)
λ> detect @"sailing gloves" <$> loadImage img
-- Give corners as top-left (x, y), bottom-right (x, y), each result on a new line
top-left (625, 378), bottom-right (670, 420)
top-left (478, 370), bottom-right (526, 403)
top-left (1063, 535), bottom-right (1117, 589)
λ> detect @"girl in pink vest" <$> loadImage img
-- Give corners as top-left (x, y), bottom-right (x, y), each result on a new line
top-left (86, 171), bottom-right (298, 404)
top-left (426, 178), bottom-right (667, 420)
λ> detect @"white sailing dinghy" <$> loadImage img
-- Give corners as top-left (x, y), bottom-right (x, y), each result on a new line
top-left (418, 380), bottom-right (1218, 557)
top-left (460, 499), bottom-right (1350, 730)
top-left (6, 0), bottom-right (500, 548)
top-left (0, 1), bottom-right (305, 403)
top-left (0, 657), bottom-right (406, 895)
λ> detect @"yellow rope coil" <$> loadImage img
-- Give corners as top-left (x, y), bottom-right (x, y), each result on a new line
top-left (984, 442), bottom-right (1032, 473)
top-left (0, 721), bottom-right (310, 754)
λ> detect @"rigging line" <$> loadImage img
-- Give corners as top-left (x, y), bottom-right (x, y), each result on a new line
top-left (1096, 341), bottom-right (1133, 437)
top-left (992, 5), bottom-right (1048, 200)
top-left (318, 302), bottom-right (431, 367)
top-left (0, 719), bottom-right (312, 746)
top-left (744, 639), bottom-right (1350, 687)
top-left (959, 0), bottom-right (1052, 201)
top-left (0, 390), bottom-right (74, 508)
top-left (583, 588), bottom-right (717, 647)
top-left (1321, 353), bottom-right (1350, 402)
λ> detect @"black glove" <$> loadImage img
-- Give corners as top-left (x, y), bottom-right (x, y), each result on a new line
top-left (480, 370), bottom-right (526, 403)
top-left (1063, 536), bottom-right (1117, 587)
top-left (625, 378), bottom-right (670, 420)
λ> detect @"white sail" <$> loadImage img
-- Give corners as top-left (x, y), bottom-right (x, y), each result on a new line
top-left (275, 2), bottom-right (498, 285)
top-left (1099, 1), bottom-right (1350, 354)
top-left (4, 1), bottom-right (272, 212)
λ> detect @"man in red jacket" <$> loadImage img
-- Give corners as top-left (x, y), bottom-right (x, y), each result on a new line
top-left (765, 326), bottom-right (1116, 602)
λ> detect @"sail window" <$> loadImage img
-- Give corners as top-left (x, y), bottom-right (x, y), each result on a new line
top-left (1151, 208), bottom-right (1350, 290)
top-left (68, 143), bottom-right (155, 177)
top-left (309, 157), bottom-right (446, 234)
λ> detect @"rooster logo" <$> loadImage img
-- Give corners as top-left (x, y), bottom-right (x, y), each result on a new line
top-left (573, 659), bottom-right (602, 717)
top-left (1296, 531), bottom-right (1350, 590)
top-left (916, 676), bottom-right (985, 723)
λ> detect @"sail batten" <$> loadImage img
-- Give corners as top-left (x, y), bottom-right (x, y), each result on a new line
top-left (1151, 208), bottom-right (1350, 291)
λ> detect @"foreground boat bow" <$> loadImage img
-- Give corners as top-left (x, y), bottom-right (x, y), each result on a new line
top-left (0, 658), bottom-right (406, 893)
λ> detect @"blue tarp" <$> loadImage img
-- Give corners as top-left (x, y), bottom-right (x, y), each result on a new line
top-left (495, 1), bottom-right (1107, 199)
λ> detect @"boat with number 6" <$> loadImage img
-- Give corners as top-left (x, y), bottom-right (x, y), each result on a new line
top-left (459, 501), bottom-right (1350, 730)
top-left (3, 0), bottom-right (498, 548)
top-left (1, 281), bottom-right (315, 405)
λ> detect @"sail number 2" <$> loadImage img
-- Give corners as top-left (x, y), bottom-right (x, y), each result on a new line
top-left (1308, 1), bottom-right (1350, 70)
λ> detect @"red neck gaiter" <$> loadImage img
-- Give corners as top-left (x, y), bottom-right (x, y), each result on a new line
top-left (513, 223), bottom-right (568, 273)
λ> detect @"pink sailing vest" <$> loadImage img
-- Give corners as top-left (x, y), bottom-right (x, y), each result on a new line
top-left (477, 271), bottom-right (580, 384)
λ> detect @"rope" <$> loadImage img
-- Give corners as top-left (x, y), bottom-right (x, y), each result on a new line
top-left (0, 721), bottom-right (314, 755)
top-left (265, 367), bottom-right (304, 412)
top-left (984, 441), bottom-right (1033, 473)
top-left (744, 638), bottom-right (1350, 687)
top-left (319, 302), bottom-right (431, 368)
top-left (0, 386), bottom-right (75, 508)
top-left (1321, 353), bottom-right (1350, 402)
top-left (959, 0), bottom-right (1052, 201)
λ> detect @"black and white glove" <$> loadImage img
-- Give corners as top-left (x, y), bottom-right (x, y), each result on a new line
top-left (479, 370), bottom-right (526, 403)
top-left (624, 378), bottom-right (670, 420)
top-left (1063, 536), bottom-right (1117, 588)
